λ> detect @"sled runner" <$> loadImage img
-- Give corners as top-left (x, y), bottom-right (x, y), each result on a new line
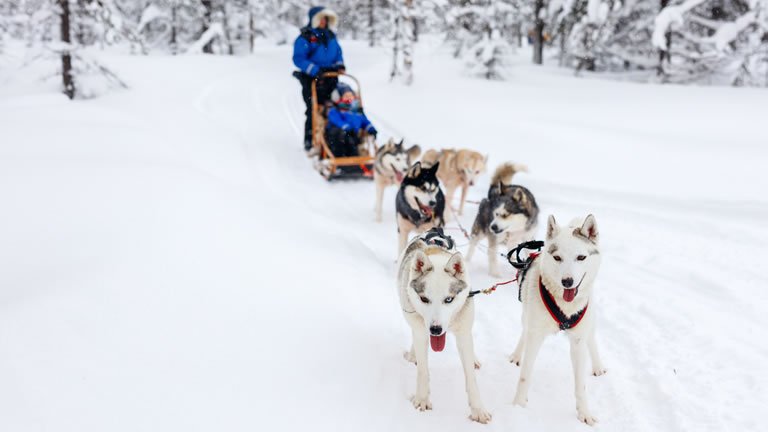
top-left (311, 72), bottom-right (376, 180)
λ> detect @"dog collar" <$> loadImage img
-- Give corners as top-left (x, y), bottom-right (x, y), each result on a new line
top-left (539, 277), bottom-right (588, 331)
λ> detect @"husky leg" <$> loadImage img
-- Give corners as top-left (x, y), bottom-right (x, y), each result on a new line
top-left (466, 235), bottom-right (479, 262)
top-left (513, 331), bottom-right (545, 407)
top-left (455, 329), bottom-right (492, 423)
top-left (374, 180), bottom-right (385, 222)
top-left (487, 235), bottom-right (501, 277)
top-left (458, 183), bottom-right (468, 216)
top-left (588, 330), bottom-right (606, 376)
top-left (410, 326), bottom-right (431, 411)
top-left (398, 228), bottom-right (409, 255)
top-left (570, 335), bottom-right (597, 425)
top-left (509, 324), bottom-right (526, 366)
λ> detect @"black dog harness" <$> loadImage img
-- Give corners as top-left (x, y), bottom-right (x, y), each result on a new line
top-left (538, 277), bottom-right (589, 331)
top-left (505, 240), bottom-right (544, 301)
top-left (422, 227), bottom-right (454, 250)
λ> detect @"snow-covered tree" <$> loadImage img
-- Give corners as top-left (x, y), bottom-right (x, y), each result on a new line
top-left (391, 0), bottom-right (416, 84)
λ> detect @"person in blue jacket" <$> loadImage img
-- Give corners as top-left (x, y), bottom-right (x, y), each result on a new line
top-left (292, 6), bottom-right (345, 152)
top-left (325, 83), bottom-right (377, 157)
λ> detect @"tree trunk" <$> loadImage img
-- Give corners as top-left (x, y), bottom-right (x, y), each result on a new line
top-left (402, 0), bottom-right (414, 84)
top-left (59, 0), bottom-right (75, 99)
top-left (201, 0), bottom-right (213, 54)
top-left (657, 0), bottom-right (671, 76)
top-left (368, 0), bottom-right (375, 47)
top-left (249, 11), bottom-right (255, 53)
top-left (533, 0), bottom-right (545, 65)
top-left (221, 3), bottom-right (234, 55)
top-left (170, 4), bottom-right (178, 55)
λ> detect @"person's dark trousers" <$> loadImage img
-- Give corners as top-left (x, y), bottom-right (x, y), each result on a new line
top-left (298, 73), bottom-right (337, 150)
top-left (325, 126), bottom-right (360, 157)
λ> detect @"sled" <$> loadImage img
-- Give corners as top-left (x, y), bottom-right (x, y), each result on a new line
top-left (311, 72), bottom-right (376, 181)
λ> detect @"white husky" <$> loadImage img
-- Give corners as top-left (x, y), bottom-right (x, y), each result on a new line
top-left (397, 231), bottom-right (492, 424)
top-left (510, 214), bottom-right (606, 425)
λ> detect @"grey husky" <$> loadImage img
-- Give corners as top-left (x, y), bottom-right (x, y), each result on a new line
top-left (467, 162), bottom-right (538, 276)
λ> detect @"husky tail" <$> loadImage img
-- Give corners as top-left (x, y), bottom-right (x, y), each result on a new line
top-left (491, 162), bottom-right (528, 186)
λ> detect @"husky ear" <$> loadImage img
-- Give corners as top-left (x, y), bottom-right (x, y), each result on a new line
top-left (406, 162), bottom-right (422, 178)
top-left (576, 214), bottom-right (599, 244)
top-left (444, 252), bottom-right (465, 279)
top-left (406, 144), bottom-right (421, 161)
top-left (512, 188), bottom-right (528, 204)
top-left (427, 161), bottom-right (440, 175)
top-left (489, 182), bottom-right (502, 199)
top-left (411, 250), bottom-right (433, 276)
top-left (398, 138), bottom-right (405, 147)
top-left (546, 215), bottom-right (559, 240)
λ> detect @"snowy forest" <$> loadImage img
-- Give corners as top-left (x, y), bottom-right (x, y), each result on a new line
top-left (1, 0), bottom-right (768, 99)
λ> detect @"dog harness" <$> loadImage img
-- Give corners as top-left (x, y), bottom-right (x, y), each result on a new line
top-left (538, 277), bottom-right (589, 331)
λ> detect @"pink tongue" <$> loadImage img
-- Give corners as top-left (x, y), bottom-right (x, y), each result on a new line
top-left (430, 333), bottom-right (446, 352)
top-left (563, 288), bottom-right (576, 303)
top-left (395, 171), bottom-right (404, 183)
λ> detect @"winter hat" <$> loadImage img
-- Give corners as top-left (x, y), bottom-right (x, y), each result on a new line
top-left (331, 82), bottom-right (355, 103)
top-left (308, 6), bottom-right (338, 31)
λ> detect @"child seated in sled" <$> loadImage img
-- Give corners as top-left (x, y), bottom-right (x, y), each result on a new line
top-left (324, 83), bottom-right (377, 157)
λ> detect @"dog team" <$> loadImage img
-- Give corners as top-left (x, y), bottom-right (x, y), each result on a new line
top-left (375, 138), bottom-right (605, 425)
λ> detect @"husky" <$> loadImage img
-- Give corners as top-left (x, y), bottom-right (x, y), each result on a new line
top-left (466, 162), bottom-right (538, 276)
top-left (421, 149), bottom-right (487, 217)
top-left (510, 215), bottom-right (606, 426)
top-left (397, 229), bottom-right (492, 424)
top-left (396, 162), bottom-right (446, 253)
top-left (374, 138), bottom-right (421, 222)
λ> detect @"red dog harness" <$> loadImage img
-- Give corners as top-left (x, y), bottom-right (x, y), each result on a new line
top-left (539, 277), bottom-right (589, 331)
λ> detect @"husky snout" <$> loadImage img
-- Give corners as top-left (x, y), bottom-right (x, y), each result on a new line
top-left (562, 277), bottom-right (574, 288)
top-left (429, 324), bottom-right (444, 336)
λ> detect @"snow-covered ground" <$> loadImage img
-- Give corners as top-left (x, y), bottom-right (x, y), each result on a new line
top-left (1, 41), bottom-right (767, 431)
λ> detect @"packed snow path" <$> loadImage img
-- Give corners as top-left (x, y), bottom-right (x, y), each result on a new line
top-left (1, 41), bottom-right (766, 431)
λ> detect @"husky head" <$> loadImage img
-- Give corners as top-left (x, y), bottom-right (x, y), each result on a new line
top-left (406, 249), bottom-right (468, 352)
top-left (488, 186), bottom-right (534, 235)
top-left (378, 138), bottom-right (421, 183)
top-left (403, 162), bottom-right (441, 219)
top-left (541, 214), bottom-right (601, 303)
top-left (457, 151), bottom-right (488, 187)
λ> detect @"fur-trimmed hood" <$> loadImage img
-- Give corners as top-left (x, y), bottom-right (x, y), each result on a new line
top-left (308, 6), bottom-right (338, 31)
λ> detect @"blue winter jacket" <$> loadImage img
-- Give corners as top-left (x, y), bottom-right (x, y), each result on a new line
top-left (292, 7), bottom-right (344, 77)
top-left (327, 108), bottom-right (377, 135)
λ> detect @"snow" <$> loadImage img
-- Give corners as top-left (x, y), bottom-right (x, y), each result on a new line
top-left (652, 0), bottom-right (707, 49)
top-left (137, 4), bottom-right (167, 33)
top-left (707, 10), bottom-right (758, 51)
top-left (1, 40), bottom-right (767, 432)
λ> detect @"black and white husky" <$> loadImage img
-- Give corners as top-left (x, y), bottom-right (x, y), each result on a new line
top-left (396, 162), bottom-right (446, 253)
top-left (510, 215), bottom-right (606, 426)
top-left (397, 229), bottom-right (492, 423)
top-left (467, 162), bottom-right (539, 276)
top-left (374, 138), bottom-right (421, 222)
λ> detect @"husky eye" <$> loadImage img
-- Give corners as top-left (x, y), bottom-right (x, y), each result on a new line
top-left (553, 255), bottom-right (562, 262)
top-left (419, 296), bottom-right (430, 304)
top-left (444, 297), bottom-right (454, 304)
top-left (577, 255), bottom-right (587, 261)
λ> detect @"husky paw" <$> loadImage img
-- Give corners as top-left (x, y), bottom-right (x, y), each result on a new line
top-left (592, 367), bottom-right (607, 376)
top-left (474, 358), bottom-right (482, 370)
top-left (469, 407), bottom-right (492, 424)
top-left (403, 350), bottom-right (417, 365)
top-left (509, 353), bottom-right (521, 366)
top-left (578, 411), bottom-right (598, 426)
top-left (512, 392), bottom-right (528, 407)
top-left (410, 395), bottom-right (432, 411)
